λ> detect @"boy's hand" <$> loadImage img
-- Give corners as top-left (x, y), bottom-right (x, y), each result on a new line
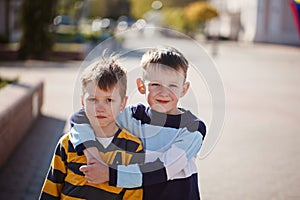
top-left (83, 147), bottom-right (101, 164)
top-left (79, 159), bottom-right (109, 184)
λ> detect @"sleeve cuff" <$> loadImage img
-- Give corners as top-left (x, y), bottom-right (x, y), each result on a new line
top-left (140, 158), bottom-right (167, 186)
top-left (108, 164), bottom-right (142, 188)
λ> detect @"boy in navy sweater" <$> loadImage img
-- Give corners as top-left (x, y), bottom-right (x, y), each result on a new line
top-left (70, 46), bottom-right (206, 200)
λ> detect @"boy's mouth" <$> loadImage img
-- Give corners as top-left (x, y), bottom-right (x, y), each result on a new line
top-left (156, 99), bottom-right (169, 104)
top-left (96, 115), bottom-right (106, 119)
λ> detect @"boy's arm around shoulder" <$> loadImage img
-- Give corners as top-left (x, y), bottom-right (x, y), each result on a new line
top-left (140, 121), bottom-right (205, 184)
top-left (111, 125), bottom-right (205, 188)
top-left (110, 106), bottom-right (206, 188)
top-left (69, 109), bottom-right (97, 155)
top-left (164, 121), bottom-right (205, 178)
top-left (116, 105), bottom-right (145, 139)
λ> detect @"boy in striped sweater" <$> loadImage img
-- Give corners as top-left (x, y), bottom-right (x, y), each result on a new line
top-left (39, 56), bottom-right (144, 200)
top-left (70, 46), bottom-right (206, 200)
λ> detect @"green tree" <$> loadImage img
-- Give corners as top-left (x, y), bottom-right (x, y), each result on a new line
top-left (163, 0), bottom-right (200, 7)
top-left (184, 1), bottom-right (218, 33)
top-left (0, 0), bottom-right (10, 43)
top-left (107, 0), bottom-right (130, 19)
top-left (129, 0), bottom-right (154, 19)
top-left (56, 0), bottom-right (76, 15)
top-left (88, 0), bottom-right (130, 19)
top-left (18, 0), bottom-right (57, 59)
top-left (184, 1), bottom-right (218, 24)
top-left (162, 7), bottom-right (197, 35)
top-left (88, 0), bottom-right (108, 18)
top-left (129, 0), bottom-right (202, 19)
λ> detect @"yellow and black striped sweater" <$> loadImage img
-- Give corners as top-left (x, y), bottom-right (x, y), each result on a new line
top-left (40, 128), bottom-right (144, 200)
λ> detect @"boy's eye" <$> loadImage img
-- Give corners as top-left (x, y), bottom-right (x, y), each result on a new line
top-left (106, 98), bottom-right (113, 103)
top-left (87, 98), bottom-right (97, 102)
top-left (149, 82), bottom-right (161, 87)
top-left (169, 84), bottom-right (178, 88)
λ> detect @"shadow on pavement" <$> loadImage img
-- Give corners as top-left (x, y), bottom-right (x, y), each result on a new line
top-left (0, 115), bottom-right (66, 200)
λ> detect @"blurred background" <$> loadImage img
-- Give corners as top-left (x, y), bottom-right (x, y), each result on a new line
top-left (0, 0), bottom-right (299, 60)
top-left (0, 0), bottom-right (300, 199)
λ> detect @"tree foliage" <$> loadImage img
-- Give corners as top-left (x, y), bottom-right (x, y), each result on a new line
top-left (88, 0), bottom-right (130, 19)
top-left (88, 0), bottom-right (109, 18)
top-left (129, 0), bottom-right (201, 19)
top-left (129, 0), bottom-right (217, 35)
top-left (18, 0), bottom-right (57, 59)
top-left (162, 8), bottom-right (196, 34)
top-left (56, 0), bottom-right (78, 15)
top-left (184, 1), bottom-right (219, 23)
top-left (106, 0), bottom-right (130, 19)
top-left (162, 0), bottom-right (201, 7)
top-left (129, 0), bottom-right (154, 19)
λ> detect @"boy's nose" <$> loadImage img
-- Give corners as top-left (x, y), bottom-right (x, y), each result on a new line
top-left (159, 85), bottom-right (170, 94)
top-left (95, 102), bottom-right (105, 111)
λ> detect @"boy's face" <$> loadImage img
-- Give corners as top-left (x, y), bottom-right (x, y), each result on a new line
top-left (139, 64), bottom-right (189, 114)
top-left (82, 81), bottom-right (127, 135)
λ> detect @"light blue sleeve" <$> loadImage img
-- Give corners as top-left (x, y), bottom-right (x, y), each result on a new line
top-left (69, 123), bottom-right (96, 149)
top-left (113, 107), bottom-right (204, 187)
top-left (116, 164), bottom-right (143, 188)
top-left (172, 128), bottom-right (203, 160)
top-left (116, 106), bottom-right (145, 140)
top-left (161, 128), bottom-right (203, 179)
top-left (113, 127), bottom-right (203, 188)
top-left (116, 106), bottom-right (203, 160)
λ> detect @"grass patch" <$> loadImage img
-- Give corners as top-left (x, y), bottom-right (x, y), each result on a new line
top-left (0, 77), bottom-right (19, 90)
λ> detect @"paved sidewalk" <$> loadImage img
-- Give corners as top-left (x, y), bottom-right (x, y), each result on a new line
top-left (0, 116), bottom-right (65, 199)
top-left (0, 60), bottom-right (81, 199)
top-left (0, 36), bottom-right (299, 199)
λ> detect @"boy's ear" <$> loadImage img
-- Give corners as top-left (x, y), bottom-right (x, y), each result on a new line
top-left (136, 78), bottom-right (146, 94)
top-left (81, 97), bottom-right (85, 108)
top-left (120, 96), bottom-right (128, 112)
top-left (180, 81), bottom-right (190, 97)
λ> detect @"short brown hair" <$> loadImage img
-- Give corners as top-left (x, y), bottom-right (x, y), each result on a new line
top-left (140, 46), bottom-right (189, 80)
top-left (81, 56), bottom-right (127, 98)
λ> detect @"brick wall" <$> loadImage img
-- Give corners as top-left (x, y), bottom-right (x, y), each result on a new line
top-left (0, 79), bottom-right (43, 168)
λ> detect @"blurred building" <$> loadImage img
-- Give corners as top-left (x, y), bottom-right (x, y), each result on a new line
top-left (0, 0), bottom-right (22, 42)
top-left (206, 0), bottom-right (300, 46)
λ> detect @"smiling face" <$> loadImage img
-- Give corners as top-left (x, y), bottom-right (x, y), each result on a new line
top-left (82, 81), bottom-right (127, 137)
top-left (138, 64), bottom-right (189, 115)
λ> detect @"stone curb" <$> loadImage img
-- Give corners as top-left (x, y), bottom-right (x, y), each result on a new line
top-left (0, 78), bottom-right (44, 168)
